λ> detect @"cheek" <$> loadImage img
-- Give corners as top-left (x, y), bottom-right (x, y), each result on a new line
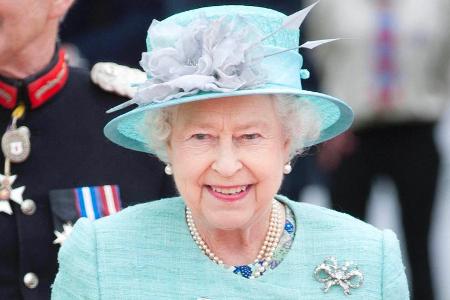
top-left (241, 147), bottom-right (285, 194)
top-left (252, 159), bottom-right (284, 190)
top-left (171, 142), bottom-right (212, 177)
top-left (242, 140), bottom-right (286, 175)
top-left (172, 153), bottom-right (202, 188)
top-left (0, 12), bottom-right (44, 50)
top-left (170, 144), bottom-right (212, 200)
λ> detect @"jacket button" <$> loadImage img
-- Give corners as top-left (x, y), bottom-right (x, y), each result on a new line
top-left (21, 199), bottom-right (36, 215)
top-left (23, 272), bottom-right (39, 289)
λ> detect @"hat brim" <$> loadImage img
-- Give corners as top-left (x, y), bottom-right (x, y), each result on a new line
top-left (104, 84), bottom-right (353, 154)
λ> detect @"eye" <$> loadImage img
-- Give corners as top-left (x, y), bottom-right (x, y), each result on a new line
top-left (241, 133), bottom-right (261, 140)
top-left (191, 133), bottom-right (211, 140)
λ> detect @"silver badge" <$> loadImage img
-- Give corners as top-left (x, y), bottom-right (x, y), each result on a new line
top-left (53, 223), bottom-right (74, 245)
top-left (314, 257), bottom-right (364, 296)
top-left (0, 174), bottom-right (25, 215)
top-left (1, 126), bottom-right (31, 163)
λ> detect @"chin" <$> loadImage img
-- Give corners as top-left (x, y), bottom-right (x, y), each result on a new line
top-left (203, 209), bottom-right (254, 231)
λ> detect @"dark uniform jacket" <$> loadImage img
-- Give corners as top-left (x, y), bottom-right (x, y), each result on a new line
top-left (0, 50), bottom-right (176, 299)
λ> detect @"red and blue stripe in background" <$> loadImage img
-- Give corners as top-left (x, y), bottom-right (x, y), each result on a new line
top-left (376, 0), bottom-right (398, 109)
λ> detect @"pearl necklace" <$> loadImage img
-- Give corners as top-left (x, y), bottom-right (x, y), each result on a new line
top-left (186, 200), bottom-right (283, 278)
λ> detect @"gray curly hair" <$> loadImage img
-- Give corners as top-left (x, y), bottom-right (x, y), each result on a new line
top-left (142, 94), bottom-right (321, 163)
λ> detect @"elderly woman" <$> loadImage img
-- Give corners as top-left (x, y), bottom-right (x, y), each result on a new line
top-left (52, 4), bottom-right (409, 299)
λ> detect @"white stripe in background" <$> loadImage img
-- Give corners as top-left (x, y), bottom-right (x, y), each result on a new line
top-left (104, 185), bottom-right (118, 214)
top-left (82, 187), bottom-right (95, 220)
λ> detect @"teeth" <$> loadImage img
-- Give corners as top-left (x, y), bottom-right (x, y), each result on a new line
top-left (211, 185), bottom-right (247, 195)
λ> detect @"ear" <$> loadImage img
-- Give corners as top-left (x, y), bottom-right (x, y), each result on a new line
top-left (164, 106), bottom-right (177, 162)
top-left (166, 139), bottom-right (173, 163)
top-left (48, 0), bottom-right (75, 20)
top-left (283, 136), bottom-right (292, 162)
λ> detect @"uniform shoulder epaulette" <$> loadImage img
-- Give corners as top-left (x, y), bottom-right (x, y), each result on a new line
top-left (90, 62), bottom-right (146, 98)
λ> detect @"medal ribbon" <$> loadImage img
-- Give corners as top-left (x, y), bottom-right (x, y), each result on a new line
top-left (73, 185), bottom-right (122, 220)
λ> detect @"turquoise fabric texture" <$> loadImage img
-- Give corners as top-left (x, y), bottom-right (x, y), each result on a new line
top-left (52, 196), bottom-right (409, 299)
top-left (103, 5), bottom-right (354, 154)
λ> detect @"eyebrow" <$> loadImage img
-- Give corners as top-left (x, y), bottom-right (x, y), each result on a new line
top-left (184, 120), bottom-right (271, 131)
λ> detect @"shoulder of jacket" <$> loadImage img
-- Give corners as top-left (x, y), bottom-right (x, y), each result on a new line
top-left (90, 62), bottom-right (146, 98)
top-left (290, 201), bottom-right (382, 236)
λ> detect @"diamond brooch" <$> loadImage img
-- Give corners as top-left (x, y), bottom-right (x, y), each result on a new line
top-left (314, 257), bottom-right (364, 296)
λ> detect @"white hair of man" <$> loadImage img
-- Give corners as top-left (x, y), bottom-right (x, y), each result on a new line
top-left (142, 94), bottom-right (321, 163)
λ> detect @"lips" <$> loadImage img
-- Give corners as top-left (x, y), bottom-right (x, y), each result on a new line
top-left (206, 184), bottom-right (251, 202)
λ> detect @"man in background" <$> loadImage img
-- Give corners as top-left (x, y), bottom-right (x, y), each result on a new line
top-left (308, 1), bottom-right (449, 299)
top-left (0, 1), bottom-right (176, 299)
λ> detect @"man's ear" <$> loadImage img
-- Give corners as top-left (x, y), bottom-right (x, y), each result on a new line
top-left (49, 0), bottom-right (75, 20)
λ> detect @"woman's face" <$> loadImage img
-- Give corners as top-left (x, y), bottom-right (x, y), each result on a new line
top-left (167, 95), bottom-right (290, 231)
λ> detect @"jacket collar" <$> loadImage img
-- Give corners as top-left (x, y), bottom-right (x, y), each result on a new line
top-left (0, 47), bottom-right (69, 110)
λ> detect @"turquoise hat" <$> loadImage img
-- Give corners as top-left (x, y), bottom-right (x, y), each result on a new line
top-left (104, 4), bottom-right (353, 154)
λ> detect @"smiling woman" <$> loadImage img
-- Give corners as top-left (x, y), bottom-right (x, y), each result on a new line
top-left (52, 3), bottom-right (410, 299)
top-left (143, 94), bottom-right (320, 266)
top-left (167, 96), bottom-right (289, 259)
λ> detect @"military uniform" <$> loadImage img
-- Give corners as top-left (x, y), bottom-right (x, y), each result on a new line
top-left (0, 48), bottom-right (176, 299)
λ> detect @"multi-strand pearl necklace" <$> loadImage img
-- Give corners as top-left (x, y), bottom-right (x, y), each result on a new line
top-left (186, 200), bottom-right (283, 278)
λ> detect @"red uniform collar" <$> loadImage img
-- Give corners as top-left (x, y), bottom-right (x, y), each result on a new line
top-left (0, 48), bottom-right (69, 110)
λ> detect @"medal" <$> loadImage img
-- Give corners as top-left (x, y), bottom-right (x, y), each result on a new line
top-left (2, 126), bottom-right (31, 163)
top-left (0, 173), bottom-right (25, 215)
top-left (0, 103), bottom-right (34, 215)
top-left (53, 222), bottom-right (74, 245)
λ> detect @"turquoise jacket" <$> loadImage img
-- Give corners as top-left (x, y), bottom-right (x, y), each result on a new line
top-left (52, 196), bottom-right (409, 299)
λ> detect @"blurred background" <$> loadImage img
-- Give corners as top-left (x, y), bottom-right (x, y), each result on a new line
top-left (60, 1), bottom-right (449, 299)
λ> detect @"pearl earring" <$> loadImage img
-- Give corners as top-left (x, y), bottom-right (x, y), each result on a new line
top-left (283, 163), bottom-right (292, 174)
top-left (164, 164), bottom-right (173, 175)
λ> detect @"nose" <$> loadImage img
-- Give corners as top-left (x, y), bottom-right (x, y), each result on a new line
top-left (211, 139), bottom-right (243, 177)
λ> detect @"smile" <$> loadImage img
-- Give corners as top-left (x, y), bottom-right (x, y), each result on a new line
top-left (206, 184), bottom-right (251, 202)
top-left (211, 185), bottom-right (247, 195)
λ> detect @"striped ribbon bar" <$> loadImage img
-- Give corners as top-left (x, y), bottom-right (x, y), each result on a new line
top-left (73, 185), bottom-right (122, 220)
